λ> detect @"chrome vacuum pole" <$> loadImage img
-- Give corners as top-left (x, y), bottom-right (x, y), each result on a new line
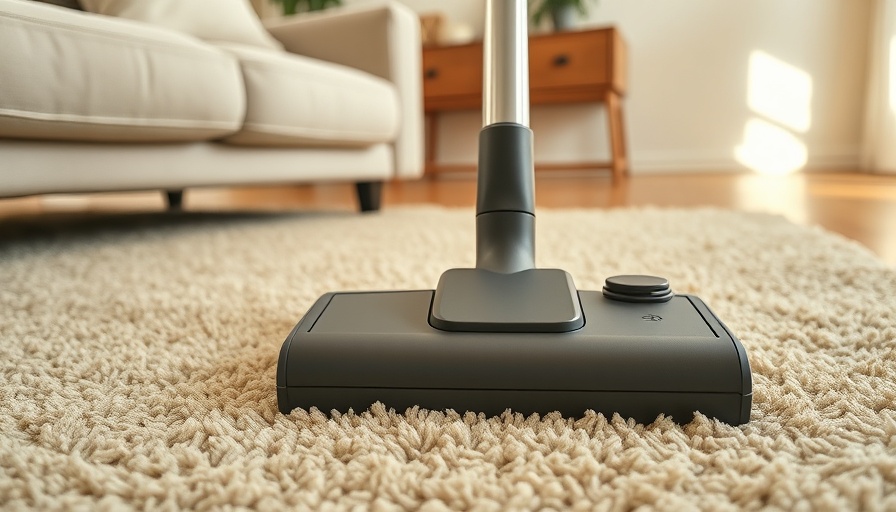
top-left (484, 0), bottom-right (529, 127)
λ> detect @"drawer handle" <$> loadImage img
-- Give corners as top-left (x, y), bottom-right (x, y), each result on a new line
top-left (553, 54), bottom-right (570, 67)
top-left (425, 68), bottom-right (439, 79)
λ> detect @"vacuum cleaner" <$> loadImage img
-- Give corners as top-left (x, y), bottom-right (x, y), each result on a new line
top-left (277, 0), bottom-right (752, 425)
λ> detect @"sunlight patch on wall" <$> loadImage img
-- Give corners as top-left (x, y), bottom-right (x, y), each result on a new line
top-left (735, 118), bottom-right (808, 176)
top-left (747, 51), bottom-right (813, 133)
top-left (736, 51), bottom-right (812, 175)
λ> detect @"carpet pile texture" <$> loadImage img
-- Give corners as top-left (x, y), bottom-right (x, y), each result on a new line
top-left (1, 207), bottom-right (894, 510)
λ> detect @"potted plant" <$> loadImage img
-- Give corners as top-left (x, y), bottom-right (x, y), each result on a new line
top-left (271, 0), bottom-right (342, 16)
top-left (530, 0), bottom-right (596, 31)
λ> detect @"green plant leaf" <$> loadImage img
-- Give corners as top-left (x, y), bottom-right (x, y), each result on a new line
top-left (270, 0), bottom-right (342, 15)
top-left (529, 0), bottom-right (596, 25)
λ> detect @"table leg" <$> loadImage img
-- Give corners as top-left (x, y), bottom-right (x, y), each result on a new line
top-left (605, 91), bottom-right (628, 182)
top-left (425, 113), bottom-right (439, 176)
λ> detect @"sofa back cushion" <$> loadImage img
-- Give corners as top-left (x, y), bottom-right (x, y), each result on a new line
top-left (79, 0), bottom-right (282, 50)
top-left (0, 0), bottom-right (246, 143)
top-left (30, 0), bottom-right (82, 9)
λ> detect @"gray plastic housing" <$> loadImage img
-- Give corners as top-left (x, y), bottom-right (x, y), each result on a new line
top-left (277, 290), bottom-right (752, 424)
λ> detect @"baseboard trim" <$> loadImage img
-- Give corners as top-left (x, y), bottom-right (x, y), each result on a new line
top-left (631, 148), bottom-right (862, 174)
top-left (429, 149), bottom-right (864, 175)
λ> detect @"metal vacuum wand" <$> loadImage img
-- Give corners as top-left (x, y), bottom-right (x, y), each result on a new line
top-left (484, 0), bottom-right (529, 127)
top-left (476, 0), bottom-right (537, 274)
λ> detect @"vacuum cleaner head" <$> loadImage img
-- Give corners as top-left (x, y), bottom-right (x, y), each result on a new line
top-left (277, 281), bottom-right (752, 424)
top-left (275, 0), bottom-right (752, 424)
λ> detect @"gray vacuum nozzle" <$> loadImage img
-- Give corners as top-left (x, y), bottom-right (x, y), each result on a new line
top-left (475, 124), bottom-right (535, 274)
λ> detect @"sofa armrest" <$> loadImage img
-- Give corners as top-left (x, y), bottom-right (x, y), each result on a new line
top-left (264, 2), bottom-right (423, 179)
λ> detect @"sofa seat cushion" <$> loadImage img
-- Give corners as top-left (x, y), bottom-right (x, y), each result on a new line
top-left (0, 0), bottom-right (245, 142)
top-left (217, 43), bottom-right (400, 148)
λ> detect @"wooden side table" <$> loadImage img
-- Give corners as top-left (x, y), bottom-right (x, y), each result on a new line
top-left (422, 27), bottom-right (628, 181)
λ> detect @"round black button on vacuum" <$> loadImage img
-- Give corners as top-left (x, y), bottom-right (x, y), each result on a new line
top-left (603, 275), bottom-right (673, 303)
top-left (605, 275), bottom-right (669, 293)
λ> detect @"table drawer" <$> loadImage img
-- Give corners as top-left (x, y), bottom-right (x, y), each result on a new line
top-left (422, 44), bottom-right (483, 104)
top-left (529, 30), bottom-right (609, 90)
top-left (422, 28), bottom-right (625, 110)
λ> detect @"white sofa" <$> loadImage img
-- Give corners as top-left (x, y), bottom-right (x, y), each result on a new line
top-left (0, 0), bottom-right (424, 211)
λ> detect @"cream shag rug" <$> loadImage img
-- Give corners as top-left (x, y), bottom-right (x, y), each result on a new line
top-left (1, 206), bottom-right (895, 510)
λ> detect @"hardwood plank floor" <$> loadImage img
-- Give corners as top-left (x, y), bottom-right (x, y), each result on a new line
top-left (2, 171), bottom-right (895, 266)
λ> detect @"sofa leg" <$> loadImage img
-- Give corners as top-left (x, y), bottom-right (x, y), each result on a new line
top-left (165, 190), bottom-right (184, 210)
top-left (355, 181), bottom-right (383, 213)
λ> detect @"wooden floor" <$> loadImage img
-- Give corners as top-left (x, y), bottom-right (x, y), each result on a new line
top-left (2, 171), bottom-right (895, 266)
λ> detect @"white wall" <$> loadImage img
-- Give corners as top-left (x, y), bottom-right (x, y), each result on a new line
top-left (592, 0), bottom-right (872, 173)
top-left (340, 0), bottom-right (872, 174)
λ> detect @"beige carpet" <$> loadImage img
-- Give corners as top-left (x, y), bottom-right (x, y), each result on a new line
top-left (1, 206), bottom-right (895, 510)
